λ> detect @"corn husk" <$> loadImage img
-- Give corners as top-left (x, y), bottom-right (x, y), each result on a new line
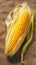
top-left (5, 2), bottom-right (34, 63)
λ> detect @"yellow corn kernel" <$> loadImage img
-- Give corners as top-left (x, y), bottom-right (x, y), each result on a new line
top-left (7, 10), bottom-right (29, 53)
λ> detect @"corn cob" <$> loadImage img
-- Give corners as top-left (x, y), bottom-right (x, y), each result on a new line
top-left (5, 10), bottom-right (29, 55)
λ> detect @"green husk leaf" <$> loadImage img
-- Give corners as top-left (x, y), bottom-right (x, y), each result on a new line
top-left (21, 11), bottom-right (34, 64)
